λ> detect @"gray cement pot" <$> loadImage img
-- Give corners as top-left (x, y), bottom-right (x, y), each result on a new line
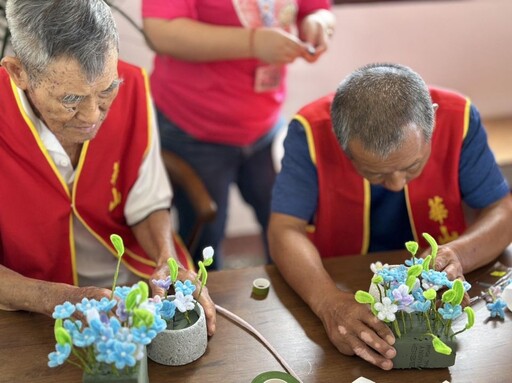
top-left (147, 302), bottom-right (207, 366)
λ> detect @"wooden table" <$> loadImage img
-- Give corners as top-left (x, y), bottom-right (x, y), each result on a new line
top-left (1, 249), bottom-right (511, 383)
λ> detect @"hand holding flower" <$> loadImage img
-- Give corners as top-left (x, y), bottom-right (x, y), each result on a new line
top-left (151, 247), bottom-right (217, 336)
top-left (355, 233), bottom-right (476, 363)
top-left (317, 287), bottom-right (396, 371)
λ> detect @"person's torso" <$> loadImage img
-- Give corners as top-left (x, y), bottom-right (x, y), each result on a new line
top-left (296, 88), bottom-right (469, 257)
top-left (150, 0), bottom-right (304, 145)
top-left (0, 62), bottom-right (156, 284)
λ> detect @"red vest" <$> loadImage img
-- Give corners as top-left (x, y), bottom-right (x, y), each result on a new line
top-left (295, 87), bottom-right (470, 257)
top-left (0, 61), bottom-right (192, 285)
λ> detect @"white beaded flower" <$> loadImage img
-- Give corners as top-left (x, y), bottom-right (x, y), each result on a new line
top-left (374, 297), bottom-right (398, 322)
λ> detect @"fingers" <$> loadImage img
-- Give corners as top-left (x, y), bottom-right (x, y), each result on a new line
top-left (443, 264), bottom-right (461, 281)
top-left (65, 286), bottom-right (112, 321)
top-left (435, 256), bottom-right (463, 281)
top-left (333, 323), bottom-right (395, 370)
top-left (324, 303), bottom-right (396, 370)
top-left (256, 29), bottom-right (306, 64)
top-left (150, 264), bottom-right (171, 297)
top-left (178, 268), bottom-right (197, 283)
top-left (353, 340), bottom-right (395, 371)
top-left (150, 284), bottom-right (166, 298)
top-left (358, 318), bottom-right (397, 363)
top-left (373, 320), bottom-right (396, 346)
top-left (461, 292), bottom-right (471, 307)
top-left (197, 287), bottom-right (217, 336)
top-left (276, 42), bottom-right (306, 64)
top-left (80, 286), bottom-right (112, 301)
top-left (176, 268), bottom-right (217, 336)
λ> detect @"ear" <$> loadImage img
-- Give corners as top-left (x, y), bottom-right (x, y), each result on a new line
top-left (1, 56), bottom-right (30, 90)
top-left (431, 103), bottom-right (438, 132)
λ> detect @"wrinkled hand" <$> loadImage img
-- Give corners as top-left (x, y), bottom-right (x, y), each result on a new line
top-left (421, 245), bottom-right (464, 281)
top-left (299, 14), bottom-right (330, 63)
top-left (45, 285), bottom-right (112, 317)
top-left (253, 28), bottom-right (309, 65)
top-left (420, 245), bottom-right (470, 306)
top-left (149, 263), bottom-right (217, 336)
top-left (317, 290), bottom-right (396, 370)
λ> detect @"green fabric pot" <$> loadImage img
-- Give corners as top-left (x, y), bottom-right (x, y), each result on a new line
top-left (391, 313), bottom-right (457, 369)
top-left (82, 348), bottom-right (149, 383)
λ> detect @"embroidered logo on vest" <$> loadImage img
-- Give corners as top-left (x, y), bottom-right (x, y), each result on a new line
top-left (109, 161), bottom-right (122, 212)
top-left (428, 195), bottom-right (459, 244)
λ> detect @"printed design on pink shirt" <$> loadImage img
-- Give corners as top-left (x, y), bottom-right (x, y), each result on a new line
top-left (232, 0), bottom-right (297, 30)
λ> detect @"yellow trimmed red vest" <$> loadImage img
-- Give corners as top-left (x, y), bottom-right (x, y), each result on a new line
top-left (0, 61), bottom-right (192, 285)
top-left (295, 87), bottom-right (470, 257)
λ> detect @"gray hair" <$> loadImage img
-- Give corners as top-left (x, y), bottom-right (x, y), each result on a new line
top-left (330, 63), bottom-right (435, 158)
top-left (6, 0), bottom-right (119, 83)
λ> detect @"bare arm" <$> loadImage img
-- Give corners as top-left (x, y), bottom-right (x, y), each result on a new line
top-left (131, 209), bottom-right (216, 336)
top-left (429, 194), bottom-right (512, 279)
top-left (142, 18), bottom-right (310, 64)
top-left (0, 264), bottom-right (110, 316)
top-left (268, 212), bottom-right (396, 370)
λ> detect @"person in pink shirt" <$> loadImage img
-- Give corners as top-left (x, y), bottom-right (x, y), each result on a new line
top-left (142, 0), bottom-right (335, 269)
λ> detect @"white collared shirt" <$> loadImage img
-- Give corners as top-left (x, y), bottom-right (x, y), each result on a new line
top-left (16, 87), bottom-right (172, 287)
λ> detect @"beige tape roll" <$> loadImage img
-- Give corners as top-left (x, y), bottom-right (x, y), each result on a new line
top-left (252, 278), bottom-right (270, 297)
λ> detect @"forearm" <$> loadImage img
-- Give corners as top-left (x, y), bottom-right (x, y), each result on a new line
top-left (268, 214), bottom-right (342, 317)
top-left (269, 214), bottom-right (396, 369)
top-left (0, 264), bottom-right (75, 316)
top-left (453, 195), bottom-right (512, 273)
top-left (131, 209), bottom-right (176, 268)
top-left (143, 18), bottom-right (252, 61)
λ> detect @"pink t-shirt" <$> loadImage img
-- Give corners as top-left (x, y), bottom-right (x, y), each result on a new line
top-left (142, 0), bottom-right (331, 146)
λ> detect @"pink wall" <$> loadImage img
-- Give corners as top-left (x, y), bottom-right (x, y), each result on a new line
top-left (116, 0), bottom-right (512, 120)
top-left (114, 0), bottom-right (512, 236)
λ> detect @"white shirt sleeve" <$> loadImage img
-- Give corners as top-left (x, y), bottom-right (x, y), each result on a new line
top-left (124, 101), bottom-right (172, 226)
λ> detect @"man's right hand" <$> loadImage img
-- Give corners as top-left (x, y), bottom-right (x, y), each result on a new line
top-left (0, 265), bottom-right (114, 317)
top-left (316, 289), bottom-right (397, 370)
top-left (253, 28), bottom-right (309, 65)
top-left (42, 285), bottom-right (113, 316)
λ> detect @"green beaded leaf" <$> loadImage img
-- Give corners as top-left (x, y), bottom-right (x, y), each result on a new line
top-left (199, 261), bottom-right (208, 287)
top-left (203, 257), bottom-right (213, 267)
top-left (442, 289), bottom-right (456, 303)
top-left (405, 241), bottom-right (419, 256)
top-left (125, 287), bottom-right (141, 311)
top-left (109, 234), bottom-right (125, 257)
top-left (54, 318), bottom-right (63, 330)
top-left (422, 255), bottom-right (432, 271)
top-left (55, 327), bottom-right (72, 346)
top-left (464, 307), bottom-right (475, 329)
top-left (422, 232), bottom-right (438, 262)
top-left (431, 335), bottom-right (452, 355)
top-left (133, 308), bottom-right (154, 328)
top-left (423, 288), bottom-right (437, 300)
top-left (407, 264), bottom-right (423, 278)
top-left (167, 258), bottom-right (179, 284)
top-left (138, 281), bottom-right (149, 302)
top-left (371, 274), bottom-right (384, 284)
top-left (354, 291), bottom-right (375, 305)
top-left (452, 279), bottom-right (465, 306)
top-left (406, 275), bottom-right (417, 292)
